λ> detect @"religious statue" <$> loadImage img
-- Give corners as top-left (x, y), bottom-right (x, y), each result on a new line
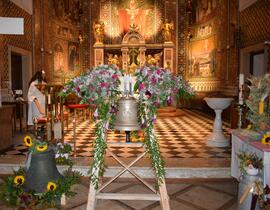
top-left (146, 52), bottom-right (162, 66)
top-left (108, 54), bottom-right (120, 66)
top-left (93, 20), bottom-right (105, 44)
top-left (162, 19), bottom-right (174, 42)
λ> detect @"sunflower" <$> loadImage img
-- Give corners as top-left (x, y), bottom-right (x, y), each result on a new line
top-left (36, 144), bottom-right (48, 152)
top-left (261, 133), bottom-right (270, 145)
top-left (23, 136), bottom-right (33, 147)
top-left (47, 181), bottom-right (57, 191)
top-left (14, 175), bottom-right (25, 186)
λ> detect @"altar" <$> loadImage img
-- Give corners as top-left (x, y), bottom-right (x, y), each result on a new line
top-left (93, 23), bottom-right (175, 74)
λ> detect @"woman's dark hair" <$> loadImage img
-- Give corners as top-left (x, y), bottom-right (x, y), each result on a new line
top-left (28, 71), bottom-right (46, 86)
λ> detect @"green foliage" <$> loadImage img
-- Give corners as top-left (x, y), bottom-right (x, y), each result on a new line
top-left (245, 74), bottom-right (270, 131)
top-left (55, 142), bottom-right (73, 166)
top-left (144, 124), bottom-right (165, 186)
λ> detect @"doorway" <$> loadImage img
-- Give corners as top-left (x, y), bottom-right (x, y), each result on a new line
top-left (11, 53), bottom-right (23, 92)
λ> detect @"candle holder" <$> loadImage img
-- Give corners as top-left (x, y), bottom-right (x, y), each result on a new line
top-left (238, 104), bottom-right (243, 129)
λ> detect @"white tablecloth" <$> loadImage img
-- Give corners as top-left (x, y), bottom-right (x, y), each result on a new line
top-left (231, 130), bottom-right (270, 185)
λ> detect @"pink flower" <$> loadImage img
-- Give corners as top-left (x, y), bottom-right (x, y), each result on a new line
top-left (145, 91), bottom-right (152, 98)
top-left (139, 83), bottom-right (145, 91)
top-left (156, 69), bottom-right (161, 75)
top-left (153, 101), bottom-right (160, 107)
top-left (100, 82), bottom-right (110, 88)
top-left (167, 96), bottom-right (173, 106)
top-left (112, 74), bottom-right (118, 80)
top-left (151, 77), bottom-right (156, 85)
top-left (76, 86), bottom-right (80, 92)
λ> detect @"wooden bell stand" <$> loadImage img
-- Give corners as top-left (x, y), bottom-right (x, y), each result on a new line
top-left (86, 138), bottom-right (170, 210)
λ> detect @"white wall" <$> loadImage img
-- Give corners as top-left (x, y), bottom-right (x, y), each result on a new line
top-left (10, 0), bottom-right (33, 15)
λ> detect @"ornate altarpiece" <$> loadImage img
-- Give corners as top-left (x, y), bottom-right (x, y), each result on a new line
top-left (93, 0), bottom-right (174, 74)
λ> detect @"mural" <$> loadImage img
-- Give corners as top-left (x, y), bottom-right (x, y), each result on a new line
top-left (68, 42), bottom-right (79, 71)
top-left (187, 0), bottom-right (218, 25)
top-left (54, 43), bottom-right (64, 71)
top-left (188, 21), bottom-right (216, 78)
top-left (100, 0), bottom-right (162, 42)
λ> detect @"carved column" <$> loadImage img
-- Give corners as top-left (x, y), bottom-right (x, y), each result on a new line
top-left (93, 44), bottom-right (104, 67)
top-left (121, 47), bottom-right (129, 73)
top-left (164, 43), bottom-right (174, 73)
top-left (139, 47), bottom-right (146, 67)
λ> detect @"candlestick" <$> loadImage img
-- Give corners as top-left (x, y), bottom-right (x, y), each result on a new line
top-left (239, 73), bottom-right (244, 86)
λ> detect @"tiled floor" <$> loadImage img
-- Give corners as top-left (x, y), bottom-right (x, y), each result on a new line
top-left (2, 109), bottom-right (231, 160)
top-left (0, 178), bottom-right (238, 210)
top-left (0, 109), bottom-right (237, 210)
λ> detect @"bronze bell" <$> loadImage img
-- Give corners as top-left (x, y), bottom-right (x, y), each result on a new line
top-left (24, 148), bottom-right (62, 193)
top-left (114, 96), bottom-right (141, 132)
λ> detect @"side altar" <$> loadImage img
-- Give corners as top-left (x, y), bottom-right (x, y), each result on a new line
top-left (93, 24), bottom-right (175, 74)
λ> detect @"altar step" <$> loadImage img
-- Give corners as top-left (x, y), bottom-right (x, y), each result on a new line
top-left (157, 107), bottom-right (184, 117)
top-left (0, 164), bottom-right (230, 179)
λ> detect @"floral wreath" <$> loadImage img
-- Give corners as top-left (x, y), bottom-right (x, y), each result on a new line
top-left (60, 65), bottom-right (194, 188)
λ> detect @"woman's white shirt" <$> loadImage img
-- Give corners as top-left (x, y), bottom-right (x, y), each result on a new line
top-left (27, 80), bottom-right (46, 125)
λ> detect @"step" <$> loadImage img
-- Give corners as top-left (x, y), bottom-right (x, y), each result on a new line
top-left (96, 193), bottom-right (160, 201)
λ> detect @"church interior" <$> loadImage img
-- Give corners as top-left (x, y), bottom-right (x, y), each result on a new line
top-left (0, 0), bottom-right (270, 209)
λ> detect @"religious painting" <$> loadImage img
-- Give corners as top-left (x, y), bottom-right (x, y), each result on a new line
top-left (187, 0), bottom-right (218, 24)
top-left (68, 42), bottom-right (79, 71)
top-left (100, 0), bottom-right (162, 42)
top-left (189, 35), bottom-right (216, 78)
top-left (54, 43), bottom-right (64, 71)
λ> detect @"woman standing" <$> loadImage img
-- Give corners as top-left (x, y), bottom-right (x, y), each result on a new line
top-left (27, 70), bottom-right (46, 126)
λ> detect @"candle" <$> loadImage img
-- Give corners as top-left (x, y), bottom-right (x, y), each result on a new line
top-left (48, 94), bottom-right (51, 104)
top-left (239, 74), bottom-right (244, 86)
top-left (259, 101), bottom-right (264, 115)
top-left (129, 78), bottom-right (133, 96)
top-left (124, 74), bottom-right (128, 96)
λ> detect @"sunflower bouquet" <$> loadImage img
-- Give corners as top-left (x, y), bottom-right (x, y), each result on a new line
top-left (23, 135), bottom-right (48, 153)
top-left (0, 167), bottom-right (81, 209)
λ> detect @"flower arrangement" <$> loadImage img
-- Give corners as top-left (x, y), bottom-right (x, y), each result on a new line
top-left (238, 152), bottom-right (263, 176)
top-left (55, 142), bottom-right (73, 166)
top-left (0, 168), bottom-right (81, 209)
top-left (134, 65), bottom-right (195, 184)
top-left (60, 65), bottom-right (194, 188)
top-left (245, 74), bottom-right (270, 133)
top-left (59, 65), bottom-right (122, 188)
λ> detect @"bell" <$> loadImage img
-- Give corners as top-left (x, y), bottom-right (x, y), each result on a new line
top-left (24, 148), bottom-right (62, 193)
top-left (114, 97), bottom-right (141, 142)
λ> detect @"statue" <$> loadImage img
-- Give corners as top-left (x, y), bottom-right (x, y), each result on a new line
top-left (108, 54), bottom-right (120, 66)
top-left (93, 20), bottom-right (105, 44)
top-left (146, 52), bottom-right (162, 66)
top-left (162, 19), bottom-right (174, 42)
